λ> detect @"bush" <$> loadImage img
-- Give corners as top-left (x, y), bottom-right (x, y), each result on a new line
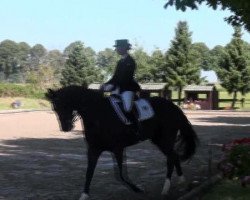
top-left (0, 83), bottom-right (45, 99)
top-left (218, 138), bottom-right (250, 187)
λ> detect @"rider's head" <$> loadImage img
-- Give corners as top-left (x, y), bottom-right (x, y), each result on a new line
top-left (114, 39), bottom-right (131, 56)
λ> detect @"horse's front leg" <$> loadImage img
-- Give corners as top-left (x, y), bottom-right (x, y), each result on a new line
top-left (162, 152), bottom-right (186, 195)
top-left (162, 150), bottom-right (185, 195)
top-left (79, 147), bottom-right (101, 200)
top-left (113, 148), bottom-right (144, 193)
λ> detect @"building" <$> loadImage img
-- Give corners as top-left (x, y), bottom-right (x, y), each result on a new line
top-left (88, 83), bottom-right (171, 99)
top-left (183, 85), bottom-right (218, 110)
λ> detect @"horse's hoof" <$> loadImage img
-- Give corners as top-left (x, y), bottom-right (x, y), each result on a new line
top-left (133, 184), bottom-right (145, 193)
top-left (79, 192), bottom-right (90, 200)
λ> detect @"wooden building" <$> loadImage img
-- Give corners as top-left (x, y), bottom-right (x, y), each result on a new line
top-left (139, 83), bottom-right (171, 99)
top-left (88, 83), bottom-right (171, 99)
top-left (183, 85), bottom-right (218, 110)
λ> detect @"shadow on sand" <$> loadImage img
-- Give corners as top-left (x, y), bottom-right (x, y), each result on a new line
top-left (1, 115), bottom-right (250, 200)
top-left (196, 116), bottom-right (250, 126)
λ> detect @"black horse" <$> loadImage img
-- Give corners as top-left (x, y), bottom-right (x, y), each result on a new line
top-left (46, 85), bottom-right (198, 200)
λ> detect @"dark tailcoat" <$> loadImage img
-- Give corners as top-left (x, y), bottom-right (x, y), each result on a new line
top-left (106, 55), bottom-right (140, 92)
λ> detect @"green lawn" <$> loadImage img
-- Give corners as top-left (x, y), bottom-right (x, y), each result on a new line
top-left (0, 97), bottom-right (50, 110)
top-left (202, 179), bottom-right (250, 200)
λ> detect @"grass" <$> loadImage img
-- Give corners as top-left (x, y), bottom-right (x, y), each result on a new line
top-left (201, 179), bottom-right (250, 200)
top-left (0, 97), bottom-right (50, 110)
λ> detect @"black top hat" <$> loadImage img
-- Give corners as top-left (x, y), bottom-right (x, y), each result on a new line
top-left (114, 39), bottom-right (131, 49)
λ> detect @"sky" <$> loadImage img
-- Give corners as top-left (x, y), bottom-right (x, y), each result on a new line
top-left (1, 0), bottom-right (250, 81)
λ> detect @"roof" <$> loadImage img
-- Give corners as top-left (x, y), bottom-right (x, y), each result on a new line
top-left (183, 85), bottom-right (216, 92)
top-left (140, 83), bottom-right (166, 90)
top-left (88, 83), bottom-right (101, 90)
top-left (88, 83), bottom-right (167, 91)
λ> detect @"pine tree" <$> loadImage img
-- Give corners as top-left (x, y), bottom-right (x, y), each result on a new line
top-left (132, 47), bottom-right (153, 83)
top-left (150, 49), bottom-right (166, 82)
top-left (216, 26), bottom-right (250, 108)
top-left (60, 42), bottom-right (103, 87)
top-left (96, 48), bottom-right (118, 81)
top-left (165, 21), bottom-right (201, 104)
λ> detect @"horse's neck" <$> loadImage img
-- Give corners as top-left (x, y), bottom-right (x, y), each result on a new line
top-left (77, 92), bottom-right (105, 122)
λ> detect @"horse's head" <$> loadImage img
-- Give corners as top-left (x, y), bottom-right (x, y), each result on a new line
top-left (46, 88), bottom-right (77, 132)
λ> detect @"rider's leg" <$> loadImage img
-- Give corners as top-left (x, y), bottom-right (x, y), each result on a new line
top-left (121, 91), bottom-right (134, 112)
top-left (111, 87), bottom-right (120, 95)
top-left (121, 91), bottom-right (144, 139)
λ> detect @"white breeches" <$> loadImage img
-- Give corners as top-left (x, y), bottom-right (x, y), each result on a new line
top-left (111, 87), bottom-right (120, 95)
top-left (121, 91), bottom-right (134, 112)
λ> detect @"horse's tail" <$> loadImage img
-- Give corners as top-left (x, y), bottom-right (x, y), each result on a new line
top-left (176, 108), bottom-right (199, 161)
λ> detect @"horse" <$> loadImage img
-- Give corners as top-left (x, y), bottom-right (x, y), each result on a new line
top-left (46, 85), bottom-right (198, 200)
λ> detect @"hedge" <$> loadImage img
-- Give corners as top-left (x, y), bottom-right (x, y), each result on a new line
top-left (0, 83), bottom-right (45, 99)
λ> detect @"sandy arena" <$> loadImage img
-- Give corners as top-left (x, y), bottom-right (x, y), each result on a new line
top-left (0, 110), bottom-right (249, 200)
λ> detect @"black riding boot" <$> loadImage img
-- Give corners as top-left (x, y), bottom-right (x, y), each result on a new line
top-left (126, 110), bottom-right (144, 141)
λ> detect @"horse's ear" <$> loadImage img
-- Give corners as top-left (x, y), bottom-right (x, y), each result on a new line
top-left (45, 89), bottom-right (55, 101)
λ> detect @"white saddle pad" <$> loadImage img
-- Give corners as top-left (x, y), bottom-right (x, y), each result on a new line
top-left (134, 99), bottom-right (154, 121)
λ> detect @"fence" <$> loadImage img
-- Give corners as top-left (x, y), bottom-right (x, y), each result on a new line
top-left (219, 98), bottom-right (250, 109)
top-left (171, 98), bottom-right (250, 109)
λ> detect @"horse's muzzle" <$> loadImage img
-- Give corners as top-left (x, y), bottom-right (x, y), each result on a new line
top-left (60, 121), bottom-right (74, 132)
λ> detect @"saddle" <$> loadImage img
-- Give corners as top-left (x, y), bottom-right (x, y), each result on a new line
top-left (108, 95), bottom-right (155, 125)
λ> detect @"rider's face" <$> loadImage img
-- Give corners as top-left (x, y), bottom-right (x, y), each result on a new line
top-left (115, 46), bottom-right (128, 56)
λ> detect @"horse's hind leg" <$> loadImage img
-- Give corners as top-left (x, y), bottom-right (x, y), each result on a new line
top-left (151, 135), bottom-right (178, 195)
top-left (174, 154), bottom-right (186, 184)
top-left (79, 147), bottom-right (101, 200)
top-left (113, 148), bottom-right (144, 193)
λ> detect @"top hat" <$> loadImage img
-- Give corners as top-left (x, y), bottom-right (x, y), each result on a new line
top-left (114, 39), bottom-right (131, 49)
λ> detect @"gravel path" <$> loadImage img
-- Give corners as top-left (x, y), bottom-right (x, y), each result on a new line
top-left (0, 110), bottom-right (249, 200)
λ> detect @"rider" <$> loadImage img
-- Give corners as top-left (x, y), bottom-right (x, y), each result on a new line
top-left (101, 39), bottom-right (141, 113)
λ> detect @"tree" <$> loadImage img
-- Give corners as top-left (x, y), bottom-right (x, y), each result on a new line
top-left (44, 50), bottom-right (65, 85)
top-left (132, 46), bottom-right (153, 83)
top-left (216, 26), bottom-right (250, 108)
top-left (0, 40), bottom-right (20, 82)
top-left (164, 0), bottom-right (250, 32)
top-left (165, 21), bottom-right (201, 104)
top-left (63, 41), bottom-right (83, 56)
top-left (208, 45), bottom-right (228, 71)
top-left (17, 42), bottom-right (31, 82)
top-left (63, 41), bottom-right (97, 68)
top-left (149, 49), bottom-right (166, 82)
top-left (26, 64), bottom-right (55, 89)
top-left (243, 41), bottom-right (250, 64)
top-left (96, 48), bottom-right (118, 80)
top-left (191, 42), bottom-right (211, 70)
top-left (84, 47), bottom-right (97, 67)
top-left (45, 50), bottom-right (65, 68)
top-left (30, 44), bottom-right (46, 58)
top-left (28, 44), bottom-right (47, 71)
top-left (60, 41), bottom-right (103, 87)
